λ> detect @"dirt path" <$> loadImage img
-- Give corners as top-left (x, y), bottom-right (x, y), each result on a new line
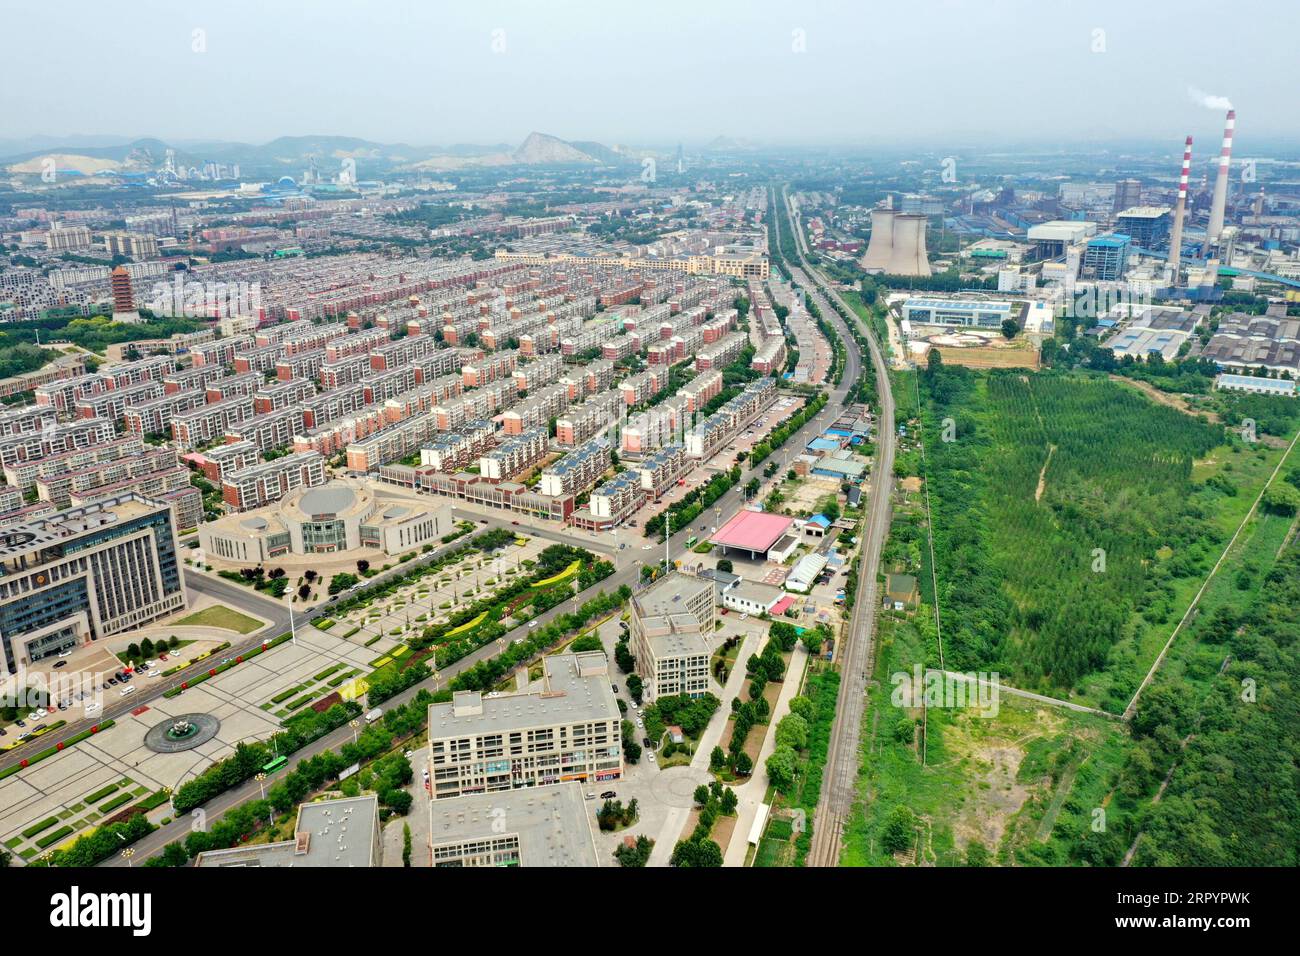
top-left (1109, 375), bottom-right (1221, 423)
top-left (1035, 444), bottom-right (1056, 503)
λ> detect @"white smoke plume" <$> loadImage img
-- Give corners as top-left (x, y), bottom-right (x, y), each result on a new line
top-left (1188, 86), bottom-right (1233, 111)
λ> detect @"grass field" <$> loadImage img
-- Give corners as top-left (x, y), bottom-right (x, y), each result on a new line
top-left (172, 605), bottom-right (262, 634)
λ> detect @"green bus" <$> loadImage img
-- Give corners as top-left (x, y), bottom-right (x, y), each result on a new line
top-left (685, 535), bottom-right (698, 549)
top-left (262, 755), bottom-right (288, 774)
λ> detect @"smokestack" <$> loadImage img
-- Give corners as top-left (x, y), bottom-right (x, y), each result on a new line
top-left (861, 207), bottom-right (895, 273)
top-left (885, 215), bottom-right (931, 277)
top-left (1203, 109), bottom-right (1235, 254)
top-left (1168, 135), bottom-right (1193, 285)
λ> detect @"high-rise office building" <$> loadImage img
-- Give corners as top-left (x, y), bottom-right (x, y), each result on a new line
top-left (0, 493), bottom-right (186, 673)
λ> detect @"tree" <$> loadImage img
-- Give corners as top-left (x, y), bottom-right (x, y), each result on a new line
top-left (126, 642), bottom-right (141, 661)
top-left (775, 713), bottom-right (809, 751)
top-left (1261, 483), bottom-right (1300, 516)
top-left (1000, 318), bottom-right (1019, 340)
top-left (881, 806), bottom-right (916, 855)
top-left (966, 840), bottom-right (990, 867)
top-left (732, 751), bottom-right (753, 776)
top-left (298, 583), bottom-right (311, 600)
top-left (356, 559), bottom-right (370, 574)
top-left (402, 823), bottom-right (412, 867)
top-left (709, 746), bottom-right (725, 771)
top-left (765, 744), bottom-right (798, 793)
top-left (693, 784), bottom-right (710, 806)
top-left (716, 558), bottom-right (733, 573)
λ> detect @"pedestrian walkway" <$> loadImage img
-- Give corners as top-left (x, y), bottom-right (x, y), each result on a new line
top-left (725, 643), bottom-right (808, 866)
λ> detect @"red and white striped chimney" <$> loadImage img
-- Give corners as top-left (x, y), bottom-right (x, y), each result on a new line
top-left (1203, 110), bottom-right (1235, 252)
top-left (1168, 135), bottom-right (1193, 285)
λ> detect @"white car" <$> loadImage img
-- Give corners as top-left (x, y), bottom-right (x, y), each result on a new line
top-left (56, 649), bottom-right (73, 659)
top-left (528, 621), bottom-right (538, 628)
top-left (33, 708), bottom-right (48, 719)
top-left (85, 701), bottom-right (102, 715)
top-left (647, 751), bottom-right (656, 763)
top-left (146, 669), bottom-right (160, 678)
top-left (119, 686), bottom-right (136, 697)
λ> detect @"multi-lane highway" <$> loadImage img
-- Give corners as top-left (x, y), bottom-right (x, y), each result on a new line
top-left (776, 185), bottom-right (897, 868)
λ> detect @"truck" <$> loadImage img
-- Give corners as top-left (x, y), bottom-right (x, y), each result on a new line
top-left (365, 707), bottom-right (384, 724)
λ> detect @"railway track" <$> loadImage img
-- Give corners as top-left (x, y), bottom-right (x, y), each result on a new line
top-left (774, 186), bottom-right (896, 867)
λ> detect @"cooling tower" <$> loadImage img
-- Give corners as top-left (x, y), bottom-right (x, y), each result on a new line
top-left (885, 214), bottom-right (931, 277)
top-left (861, 207), bottom-right (895, 272)
top-left (1202, 109), bottom-right (1235, 254)
top-left (1168, 135), bottom-right (1193, 285)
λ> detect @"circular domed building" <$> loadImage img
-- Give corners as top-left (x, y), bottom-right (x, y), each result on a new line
top-left (199, 477), bottom-right (453, 564)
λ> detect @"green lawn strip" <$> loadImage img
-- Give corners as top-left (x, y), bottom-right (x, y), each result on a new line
top-left (35, 826), bottom-right (76, 849)
top-left (21, 816), bottom-right (60, 839)
top-left (133, 789), bottom-right (171, 813)
top-left (313, 664), bottom-right (344, 681)
top-left (84, 783), bottom-right (121, 804)
top-left (98, 793), bottom-right (133, 814)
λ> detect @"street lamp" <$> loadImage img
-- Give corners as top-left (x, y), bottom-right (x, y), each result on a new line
top-left (349, 719), bottom-right (360, 744)
top-left (255, 771), bottom-right (267, 800)
top-left (121, 848), bottom-right (135, 868)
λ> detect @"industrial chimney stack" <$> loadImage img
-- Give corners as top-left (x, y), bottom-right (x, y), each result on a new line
top-left (1202, 109), bottom-right (1235, 254)
top-left (1167, 135), bottom-right (1193, 285)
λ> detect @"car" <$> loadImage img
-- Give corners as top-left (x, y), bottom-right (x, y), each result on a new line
top-left (585, 791), bottom-right (596, 800)
top-left (15, 719), bottom-right (26, 728)
top-left (56, 649), bottom-right (73, 659)
top-left (511, 520), bottom-right (520, 526)
top-left (146, 669), bottom-right (160, 678)
top-left (53, 660), bottom-right (67, 669)
top-left (159, 652), bottom-right (169, 661)
top-left (142, 660), bottom-right (156, 670)
top-left (422, 768), bottom-right (430, 780)
top-left (528, 620), bottom-right (538, 628)
top-left (635, 719), bottom-right (644, 728)
top-left (33, 708), bottom-right (48, 719)
top-left (513, 638), bottom-right (524, 645)
top-left (107, 677), bottom-right (119, 686)
top-left (119, 686), bottom-right (136, 697)
top-left (600, 790), bottom-right (617, 800)
top-left (85, 701), bottom-right (101, 715)
top-left (611, 684), bottom-right (619, 694)
top-left (647, 751), bottom-right (656, 763)
top-left (642, 737), bottom-right (653, 747)
top-left (720, 607), bottom-right (729, 615)
top-left (403, 750), bottom-right (414, 759)
top-left (641, 544), bottom-right (652, 550)
top-left (740, 613), bottom-right (749, 621)
top-left (17, 732), bottom-right (31, 742)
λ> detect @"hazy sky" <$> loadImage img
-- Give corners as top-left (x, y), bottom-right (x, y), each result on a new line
top-left (4, 0), bottom-right (1296, 148)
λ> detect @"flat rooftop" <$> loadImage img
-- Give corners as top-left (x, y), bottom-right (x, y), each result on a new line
top-left (710, 508), bottom-right (795, 553)
top-left (428, 652), bottom-right (616, 738)
top-left (195, 794), bottom-right (379, 867)
top-left (429, 783), bottom-right (598, 866)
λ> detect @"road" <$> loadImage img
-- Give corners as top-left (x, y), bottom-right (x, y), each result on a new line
top-left (777, 184), bottom-right (897, 868)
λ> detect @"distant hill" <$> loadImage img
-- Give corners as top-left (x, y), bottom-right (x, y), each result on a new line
top-left (2, 131), bottom-right (631, 175)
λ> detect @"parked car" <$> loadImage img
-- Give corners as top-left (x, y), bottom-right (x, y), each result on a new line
top-left (146, 669), bottom-right (160, 678)
top-left (611, 684), bottom-right (619, 694)
top-left (119, 686), bottom-right (136, 697)
top-left (600, 790), bottom-right (617, 800)
top-left (642, 737), bottom-right (653, 747)
top-left (647, 751), bottom-right (656, 763)
top-left (585, 792), bottom-right (596, 800)
top-left (57, 649), bottom-right (73, 659)
top-left (53, 660), bottom-right (67, 669)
